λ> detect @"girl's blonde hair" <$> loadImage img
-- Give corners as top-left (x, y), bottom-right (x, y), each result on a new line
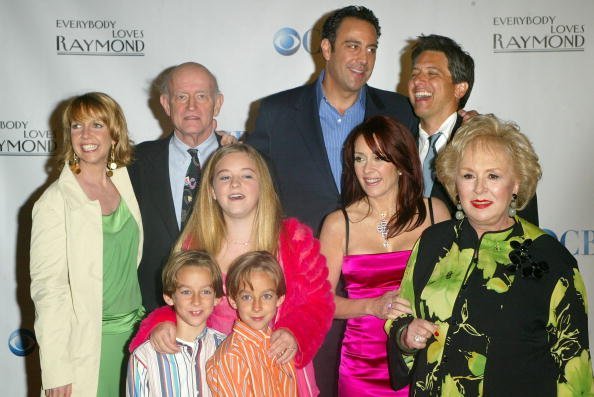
top-left (175, 143), bottom-right (282, 255)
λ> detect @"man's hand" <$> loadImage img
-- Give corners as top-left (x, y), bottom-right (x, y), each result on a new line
top-left (458, 109), bottom-right (479, 123)
top-left (212, 119), bottom-right (239, 146)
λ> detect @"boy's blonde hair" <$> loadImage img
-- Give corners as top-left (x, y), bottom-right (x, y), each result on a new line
top-left (225, 251), bottom-right (286, 300)
top-left (162, 250), bottom-right (224, 298)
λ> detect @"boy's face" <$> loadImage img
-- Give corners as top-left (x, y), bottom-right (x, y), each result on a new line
top-left (163, 266), bottom-right (221, 337)
top-left (229, 270), bottom-right (285, 331)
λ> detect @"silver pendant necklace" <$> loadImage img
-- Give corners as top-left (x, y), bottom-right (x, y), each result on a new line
top-left (376, 211), bottom-right (390, 248)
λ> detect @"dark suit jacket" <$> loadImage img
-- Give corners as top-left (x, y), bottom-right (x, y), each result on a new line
top-left (246, 82), bottom-right (418, 235)
top-left (428, 115), bottom-right (539, 225)
top-left (247, 82), bottom-right (417, 397)
top-left (128, 134), bottom-right (221, 311)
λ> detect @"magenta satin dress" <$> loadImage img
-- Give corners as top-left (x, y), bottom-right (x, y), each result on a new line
top-left (338, 250), bottom-right (411, 397)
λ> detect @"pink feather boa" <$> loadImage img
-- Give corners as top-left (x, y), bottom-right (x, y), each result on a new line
top-left (129, 217), bottom-right (334, 368)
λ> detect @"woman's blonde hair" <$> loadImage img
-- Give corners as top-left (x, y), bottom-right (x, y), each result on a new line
top-left (436, 114), bottom-right (541, 210)
top-left (175, 143), bottom-right (282, 256)
top-left (59, 92), bottom-right (134, 168)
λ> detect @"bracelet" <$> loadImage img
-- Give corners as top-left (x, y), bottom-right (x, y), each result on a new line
top-left (395, 323), bottom-right (418, 355)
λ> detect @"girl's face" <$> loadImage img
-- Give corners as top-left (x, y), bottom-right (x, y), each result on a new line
top-left (211, 152), bottom-right (261, 221)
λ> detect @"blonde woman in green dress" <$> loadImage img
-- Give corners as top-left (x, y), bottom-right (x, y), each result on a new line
top-left (30, 92), bottom-right (144, 396)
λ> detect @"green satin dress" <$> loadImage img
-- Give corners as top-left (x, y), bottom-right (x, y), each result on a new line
top-left (97, 199), bottom-right (145, 396)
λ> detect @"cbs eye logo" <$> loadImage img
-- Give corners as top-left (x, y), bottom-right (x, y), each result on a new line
top-left (8, 329), bottom-right (37, 357)
top-left (273, 27), bottom-right (320, 56)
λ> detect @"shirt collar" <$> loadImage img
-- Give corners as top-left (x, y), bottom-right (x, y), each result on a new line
top-left (458, 216), bottom-right (524, 250)
top-left (315, 70), bottom-right (366, 111)
top-left (175, 326), bottom-right (209, 347)
top-left (233, 320), bottom-right (271, 349)
top-left (171, 129), bottom-right (218, 157)
top-left (419, 112), bottom-right (458, 143)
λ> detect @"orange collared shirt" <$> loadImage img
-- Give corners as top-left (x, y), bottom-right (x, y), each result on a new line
top-left (206, 320), bottom-right (298, 397)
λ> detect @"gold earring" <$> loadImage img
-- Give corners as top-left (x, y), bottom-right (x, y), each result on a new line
top-left (107, 142), bottom-right (117, 177)
top-left (70, 153), bottom-right (81, 175)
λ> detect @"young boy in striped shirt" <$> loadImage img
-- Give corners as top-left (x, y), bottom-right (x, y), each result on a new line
top-left (206, 251), bottom-right (298, 397)
top-left (127, 250), bottom-right (226, 397)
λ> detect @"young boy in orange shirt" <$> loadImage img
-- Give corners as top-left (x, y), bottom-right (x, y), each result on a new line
top-left (206, 251), bottom-right (298, 397)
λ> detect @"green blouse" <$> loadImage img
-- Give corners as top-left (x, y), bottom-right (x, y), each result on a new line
top-left (102, 199), bottom-right (143, 332)
top-left (387, 217), bottom-right (593, 396)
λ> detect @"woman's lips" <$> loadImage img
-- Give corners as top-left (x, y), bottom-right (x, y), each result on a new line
top-left (470, 200), bottom-right (492, 209)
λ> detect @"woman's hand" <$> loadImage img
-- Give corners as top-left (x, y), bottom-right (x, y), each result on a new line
top-left (149, 321), bottom-right (179, 354)
top-left (45, 384), bottom-right (72, 397)
top-left (269, 328), bottom-right (298, 365)
top-left (401, 318), bottom-right (438, 351)
top-left (371, 289), bottom-right (413, 320)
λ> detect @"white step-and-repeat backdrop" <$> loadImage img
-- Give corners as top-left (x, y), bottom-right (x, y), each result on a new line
top-left (1, 0), bottom-right (592, 394)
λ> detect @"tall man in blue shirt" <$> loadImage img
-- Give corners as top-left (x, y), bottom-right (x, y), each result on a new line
top-left (246, 6), bottom-right (417, 396)
top-left (247, 6), bottom-right (416, 237)
top-left (129, 62), bottom-right (225, 311)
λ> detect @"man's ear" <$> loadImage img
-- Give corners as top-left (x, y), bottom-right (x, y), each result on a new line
top-left (213, 93), bottom-right (224, 117)
top-left (321, 38), bottom-right (332, 61)
top-left (454, 82), bottom-right (469, 101)
top-left (160, 94), bottom-right (171, 117)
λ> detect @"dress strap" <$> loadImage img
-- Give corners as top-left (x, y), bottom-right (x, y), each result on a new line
top-left (340, 208), bottom-right (350, 255)
top-left (428, 196), bottom-right (435, 225)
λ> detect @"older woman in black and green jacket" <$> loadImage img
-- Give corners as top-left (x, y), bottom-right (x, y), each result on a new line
top-left (386, 114), bottom-right (593, 396)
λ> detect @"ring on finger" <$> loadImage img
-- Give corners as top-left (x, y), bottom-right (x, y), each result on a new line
top-left (387, 302), bottom-right (393, 310)
top-left (413, 334), bottom-right (424, 343)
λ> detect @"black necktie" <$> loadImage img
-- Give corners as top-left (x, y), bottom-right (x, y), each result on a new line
top-left (181, 148), bottom-right (201, 227)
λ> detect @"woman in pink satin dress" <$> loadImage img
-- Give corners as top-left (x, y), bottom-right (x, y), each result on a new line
top-left (320, 116), bottom-right (450, 396)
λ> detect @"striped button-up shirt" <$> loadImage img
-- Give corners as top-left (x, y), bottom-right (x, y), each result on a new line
top-left (206, 320), bottom-right (298, 397)
top-left (127, 327), bottom-right (226, 397)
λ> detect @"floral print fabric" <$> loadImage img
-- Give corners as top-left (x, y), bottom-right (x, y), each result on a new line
top-left (391, 217), bottom-right (594, 396)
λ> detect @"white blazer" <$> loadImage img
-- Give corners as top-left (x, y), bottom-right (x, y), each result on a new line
top-left (30, 165), bottom-right (143, 395)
